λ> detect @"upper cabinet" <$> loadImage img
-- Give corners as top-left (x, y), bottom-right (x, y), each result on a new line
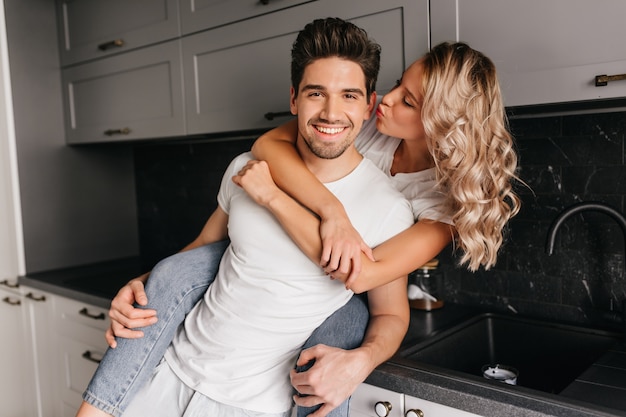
top-left (431, 0), bottom-right (626, 107)
top-left (61, 40), bottom-right (185, 144)
top-left (59, 0), bottom-right (428, 143)
top-left (56, 0), bottom-right (180, 67)
top-left (183, 0), bottom-right (428, 135)
top-left (179, 0), bottom-right (315, 35)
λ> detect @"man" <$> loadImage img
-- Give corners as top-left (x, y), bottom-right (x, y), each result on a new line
top-left (92, 18), bottom-right (412, 417)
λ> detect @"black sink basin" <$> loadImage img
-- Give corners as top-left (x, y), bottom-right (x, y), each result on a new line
top-left (396, 313), bottom-right (621, 394)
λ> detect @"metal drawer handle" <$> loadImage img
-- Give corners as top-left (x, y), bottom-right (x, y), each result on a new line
top-left (0, 279), bottom-right (19, 288)
top-left (595, 73), bottom-right (626, 86)
top-left (79, 307), bottom-right (106, 320)
top-left (2, 296), bottom-right (21, 306)
top-left (104, 127), bottom-right (131, 136)
top-left (406, 409), bottom-right (425, 417)
top-left (98, 39), bottom-right (125, 51)
top-left (26, 292), bottom-right (46, 302)
top-left (264, 111), bottom-right (292, 121)
top-left (82, 350), bottom-right (103, 364)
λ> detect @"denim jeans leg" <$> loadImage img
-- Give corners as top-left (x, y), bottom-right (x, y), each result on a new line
top-left (82, 240), bottom-right (229, 417)
top-left (296, 294), bottom-right (369, 417)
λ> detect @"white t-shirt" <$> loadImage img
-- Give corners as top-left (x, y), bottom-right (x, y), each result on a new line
top-left (165, 152), bottom-right (413, 413)
top-left (356, 115), bottom-right (453, 225)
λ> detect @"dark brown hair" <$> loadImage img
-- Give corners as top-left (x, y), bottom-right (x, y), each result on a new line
top-left (290, 18), bottom-right (381, 99)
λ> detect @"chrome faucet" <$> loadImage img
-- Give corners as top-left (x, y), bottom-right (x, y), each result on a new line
top-left (545, 201), bottom-right (626, 337)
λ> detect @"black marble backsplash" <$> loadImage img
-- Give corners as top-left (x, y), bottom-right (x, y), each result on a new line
top-left (134, 109), bottom-right (626, 330)
top-left (439, 109), bottom-right (626, 330)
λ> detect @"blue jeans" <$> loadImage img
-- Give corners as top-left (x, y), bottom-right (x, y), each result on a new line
top-left (83, 241), bottom-right (369, 417)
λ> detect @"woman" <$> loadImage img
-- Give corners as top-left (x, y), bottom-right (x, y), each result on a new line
top-left (77, 42), bottom-right (520, 417)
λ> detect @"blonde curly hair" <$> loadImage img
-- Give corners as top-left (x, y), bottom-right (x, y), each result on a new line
top-left (421, 42), bottom-right (521, 271)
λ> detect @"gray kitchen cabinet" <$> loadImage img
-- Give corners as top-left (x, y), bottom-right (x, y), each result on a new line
top-left (56, 0), bottom-right (180, 67)
top-left (183, 0), bottom-right (428, 135)
top-left (179, 0), bottom-right (315, 35)
top-left (430, 0), bottom-right (626, 107)
top-left (61, 39), bottom-right (185, 144)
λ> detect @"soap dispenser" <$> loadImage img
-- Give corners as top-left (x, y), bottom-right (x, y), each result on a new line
top-left (408, 258), bottom-right (444, 310)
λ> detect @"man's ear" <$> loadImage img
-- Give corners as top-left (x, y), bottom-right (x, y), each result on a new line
top-left (289, 86), bottom-right (298, 115)
top-left (364, 91), bottom-right (377, 119)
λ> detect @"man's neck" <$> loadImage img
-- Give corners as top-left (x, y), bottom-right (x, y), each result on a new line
top-left (297, 139), bottom-right (364, 183)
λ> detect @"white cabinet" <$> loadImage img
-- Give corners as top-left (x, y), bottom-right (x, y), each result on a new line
top-left (183, 0), bottom-right (428, 134)
top-left (350, 384), bottom-right (404, 417)
top-left (56, 0), bottom-right (180, 66)
top-left (61, 39), bottom-right (185, 144)
top-left (350, 383), bottom-right (482, 417)
top-left (53, 295), bottom-right (110, 417)
top-left (179, 0), bottom-right (314, 35)
top-left (21, 287), bottom-right (58, 417)
top-left (430, 0), bottom-right (626, 107)
top-left (404, 393), bottom-right (481, 417)
top-left (0, 283), bottom-right (37, 417)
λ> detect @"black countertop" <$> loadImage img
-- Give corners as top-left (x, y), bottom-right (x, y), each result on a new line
top-left (19, 264), bottom-right (626, 417)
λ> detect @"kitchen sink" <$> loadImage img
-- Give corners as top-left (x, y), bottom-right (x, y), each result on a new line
top-left (395, 313), bottom-right (621, 394)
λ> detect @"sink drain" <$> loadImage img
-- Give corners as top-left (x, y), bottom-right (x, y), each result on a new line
top-left (481, 364), bottom-right (518, 385)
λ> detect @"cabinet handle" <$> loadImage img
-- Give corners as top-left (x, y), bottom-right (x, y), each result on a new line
top-left (595, 73), bottom-right (626, 86)
top-left (25, 292), bottom-right (46, 302)
top-left (79, 307), bottom-right (106, 320)
top-left (104, 127), bottom-right (131, 136)
top-left (374, 401), bottom-right (392, 417)
top-left (264, 111), bottom-right (292, 121)
top-left (2, 296), bottom-right (21, 306)
top-left (406, 409), bottom-right (425, 417)
top-left (82, 350), bottom-right (103, 364)
top-left (0, 279), bottom-right (19, 288)
top-left (98, 39), bottom-right (125, 51)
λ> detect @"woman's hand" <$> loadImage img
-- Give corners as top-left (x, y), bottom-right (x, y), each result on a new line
top-left (232, 160), bottom-right (284, 208)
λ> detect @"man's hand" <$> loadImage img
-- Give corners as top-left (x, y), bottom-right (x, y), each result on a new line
top-left (290, 345), bottom-right (373, 417)
top-left (319, 215), bottom-right (374, 291)
top-left (105, 278), bottom-right (158, 348)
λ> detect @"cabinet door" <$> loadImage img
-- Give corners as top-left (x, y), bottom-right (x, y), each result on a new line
top-left (431, 0), bottom-right (626, 107)
top-left (0, 285), bottom-right (36, 417)
top-left (62, 40), bottom-right (185, 144)
top-left (54, 295), bottom-right (110, 416)
top-left (350, 384), bottom-right (403, 417)
top-left (180, 0), bottom-right (315, 35)
top-left (182, 0), bottom-right (428, 135)
top-left (56, 0), bottom-right (180, 66)
top-left (404, 393), bottom-right (482, 417)
top-left (22, 288), bottom-right (60, 417)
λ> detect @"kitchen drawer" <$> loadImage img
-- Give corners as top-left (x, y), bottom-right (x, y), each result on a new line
top-left (55, 294), bottom-right (110, 338)
top-left (58, 337), bottom-right (107, 416)
top-left (56, 0), bottom-right (180, 66)
top-left (61, 39), bottom-right (185, 144)
top-left (405, 394), bottom-right (481, 417)
top-left (350, 384), bottom-right (403, 417)
top-left (179, 0), bottom-right (315, 35)
top-left (182, 0), bottom-right (427, 134)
